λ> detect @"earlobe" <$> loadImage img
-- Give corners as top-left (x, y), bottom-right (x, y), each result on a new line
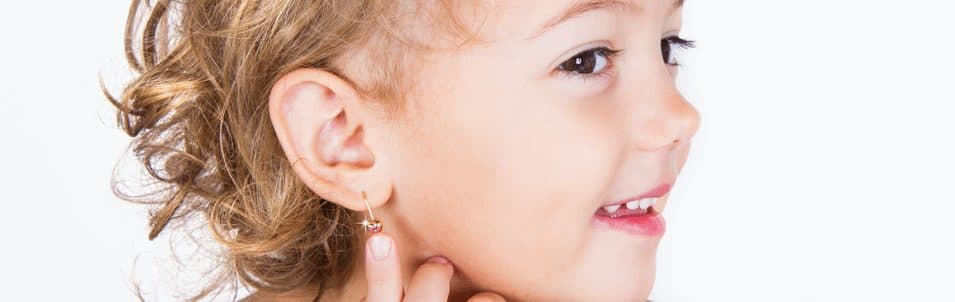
top-left (268, 68), bottom-right (381, 210)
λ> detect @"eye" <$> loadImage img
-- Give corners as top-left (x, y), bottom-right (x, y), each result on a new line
top-left (661, 36), bottom-right (695, 66)
top-left (557, 47), bottom-right (622, 76)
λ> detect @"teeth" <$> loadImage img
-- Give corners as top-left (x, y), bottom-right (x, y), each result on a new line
top-left (606, 197), bottom-right (659, 214)
top-left (603, 204), bottom-right (621, 213)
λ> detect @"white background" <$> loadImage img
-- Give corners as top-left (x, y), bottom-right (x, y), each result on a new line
top-left (1, 0), bottom-right (953, 301)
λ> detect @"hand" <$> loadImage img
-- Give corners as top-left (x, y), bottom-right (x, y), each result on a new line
top-left (361, 233), bottom-right (506, 302)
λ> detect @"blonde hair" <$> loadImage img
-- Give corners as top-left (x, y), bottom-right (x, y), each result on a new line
top-left (104, 0), bottom-right (474, 300)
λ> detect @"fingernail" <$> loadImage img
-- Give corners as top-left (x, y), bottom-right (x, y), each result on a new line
top-left (427, 256), bottom-right (450, 265)
top-left (368, 235), bottom-right (392, 261)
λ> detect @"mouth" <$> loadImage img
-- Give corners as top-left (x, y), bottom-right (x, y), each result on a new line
top-left (591, 183), bottom-right (671, 237)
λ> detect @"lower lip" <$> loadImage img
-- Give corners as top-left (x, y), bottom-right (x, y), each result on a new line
top-left (591, 212), bottom-right (666, 237)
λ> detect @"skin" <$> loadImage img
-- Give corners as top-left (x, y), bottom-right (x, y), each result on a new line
top-left (260, 0), bottom-right (700, 301)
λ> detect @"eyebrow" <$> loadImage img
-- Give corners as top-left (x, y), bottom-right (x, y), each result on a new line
top-left (527, 0), bottom-right (685, 40)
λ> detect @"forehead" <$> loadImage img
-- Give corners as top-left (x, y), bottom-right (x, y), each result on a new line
top-left (466, 0), bottom-right (681, 41)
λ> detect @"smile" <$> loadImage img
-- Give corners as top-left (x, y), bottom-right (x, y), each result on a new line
top-left (591, 184), bottom-right (671, 237)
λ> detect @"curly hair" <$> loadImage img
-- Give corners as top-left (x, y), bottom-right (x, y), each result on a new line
top-left (103, 0), bottom-right (474, 300)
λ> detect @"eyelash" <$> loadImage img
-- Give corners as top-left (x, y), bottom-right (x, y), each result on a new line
top-left (662, 35), bottom-right (696, 66)
top-left (554, 35), bottom-right (696, 80)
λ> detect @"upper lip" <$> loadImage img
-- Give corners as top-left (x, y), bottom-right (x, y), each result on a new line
top-left (600, 183), bottom-right (673, 207)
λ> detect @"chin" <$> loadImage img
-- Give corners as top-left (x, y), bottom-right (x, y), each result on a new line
top-left (487, 259), bottom-right (657, 302)
top-left (599, 280), bottom-right (654, 302)
top-left (570, 254), bottom-right (657, 302)
top-left (604, 274), bottom-right (654, 302)
top-left (560, 284), bottom-right (652, 302)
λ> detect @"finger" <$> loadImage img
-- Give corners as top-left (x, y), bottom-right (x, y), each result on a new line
top-left (364, 234), bottom-right (403, 302)
top-left (466, 292), bottom-right (507, 302)
top-left (403, 256), bottom-right (454, 302)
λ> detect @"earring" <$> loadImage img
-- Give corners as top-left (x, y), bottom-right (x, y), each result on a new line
top-left (356, 191), bottom-right (382, 233)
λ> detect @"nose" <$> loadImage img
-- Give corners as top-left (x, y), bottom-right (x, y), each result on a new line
top-left (630, 82), bottom-right (701, 152)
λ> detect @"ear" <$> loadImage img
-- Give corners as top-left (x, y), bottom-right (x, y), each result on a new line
top-left (268, 68), bottom-right (391, 211)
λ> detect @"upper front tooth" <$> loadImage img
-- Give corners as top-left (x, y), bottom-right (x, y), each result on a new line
top-left (649, 197), bottom-right (657, 207)
top-left (625, 200), bottom-right (640, 209)
top-left (639, 198), bottom-right (652, 209)
top-left (603, 204), bottom-right (621, 213)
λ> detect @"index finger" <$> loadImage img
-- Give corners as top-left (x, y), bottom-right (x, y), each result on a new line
top-left (364, 233), bottom-right (404, 302)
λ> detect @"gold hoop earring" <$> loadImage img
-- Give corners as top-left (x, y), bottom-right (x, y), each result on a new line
top-left (355, 191), bottom-right (382, 233)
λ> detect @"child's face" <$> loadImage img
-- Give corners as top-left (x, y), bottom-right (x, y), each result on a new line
top-left (374, 0), bottom-right (698, 300)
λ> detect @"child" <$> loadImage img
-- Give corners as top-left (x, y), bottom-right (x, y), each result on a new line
top-left (106, 0), bottom-right (700, 300)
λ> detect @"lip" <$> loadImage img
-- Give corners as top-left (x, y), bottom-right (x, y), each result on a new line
top-left (592, 212), bottom-right (666, 236)
top-left (600, 183), bottom-right (673, 208)
top-left (591, 183), bottom-right (672, 237)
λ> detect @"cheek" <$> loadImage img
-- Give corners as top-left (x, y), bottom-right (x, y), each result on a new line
top-left (389, 90), bottom-right (623, 295)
